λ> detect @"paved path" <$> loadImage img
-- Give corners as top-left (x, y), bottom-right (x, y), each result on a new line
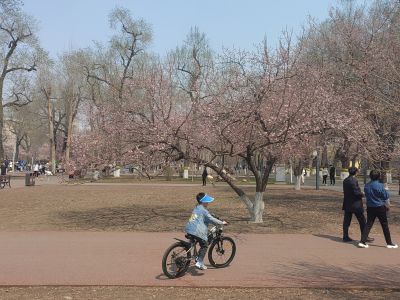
top-left (0, 232), bottom-right (399, 288)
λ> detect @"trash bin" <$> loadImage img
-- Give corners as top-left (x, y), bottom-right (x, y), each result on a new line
top-left (25, 173), bottom-right (35, 186)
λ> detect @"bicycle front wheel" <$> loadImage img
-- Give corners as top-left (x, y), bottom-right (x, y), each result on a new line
top-left (208, 236), bottom-right (236, 268)
top-left (162, 242), bottom-right (191, 279)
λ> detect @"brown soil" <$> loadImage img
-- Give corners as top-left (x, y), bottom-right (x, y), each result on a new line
top-left (0, 184), bottom-right (399, 237)
top-left (0, 287), bottom-right (399, 300)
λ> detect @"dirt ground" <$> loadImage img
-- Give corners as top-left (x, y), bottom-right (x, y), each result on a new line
top-left (0, 287), bottom-right (399, 300)
top-left (95, 175), bottom-right (262, 185)
top-left (0, 183), bottom-right (399, 237)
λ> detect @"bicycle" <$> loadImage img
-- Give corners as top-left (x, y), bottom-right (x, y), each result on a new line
top-left (161, 222), bottom-right (236, 279)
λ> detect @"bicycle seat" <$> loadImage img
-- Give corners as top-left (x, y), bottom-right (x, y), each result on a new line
top-left (185, 234), bottom-right (196, 243)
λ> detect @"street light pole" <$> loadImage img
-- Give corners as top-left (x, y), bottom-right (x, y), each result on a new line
top-left (316, 151), bottom-right (320, 190)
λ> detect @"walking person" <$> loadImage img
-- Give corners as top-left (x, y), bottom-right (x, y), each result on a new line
top-left (358, 170), bottom-right (398, 249)
top-left (329, 165), bottom-right (336, 185)
top-left (33, 163), bottom-right (40, 177)
top-left (4, 158), bottom-right (9, 172)
top-left (342, 167), bottom-right (372, 242)
top-left (322, 168), bottom-right (329, 186)
top-left (0, 162), bottom-right (6, 175)
top-left (202, 167), bottom-right (208, 186)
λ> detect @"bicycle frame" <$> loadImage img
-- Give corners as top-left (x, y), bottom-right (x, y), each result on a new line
top-left (173, 238), bottom-right (199, 262)
top-left (175, 225), bottom-right (222, 260)
top-left (174, 224), bottom-right (224, 259)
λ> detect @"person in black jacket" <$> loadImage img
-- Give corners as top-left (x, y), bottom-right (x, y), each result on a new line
top-left (329, 165), bottom-right (336, 185)
top-left (342, 167), bottom-right (373, 242)
top-left (0, 162), bottom-right (6, 175)
top-left (202, 167), bottom-right (208, 186)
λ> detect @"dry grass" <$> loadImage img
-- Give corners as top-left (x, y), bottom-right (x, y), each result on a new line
top-left (0, 184), bottom-right (399, 237)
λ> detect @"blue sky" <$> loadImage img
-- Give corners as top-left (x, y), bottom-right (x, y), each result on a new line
top-left (23, 0), bottom-right (339, 58)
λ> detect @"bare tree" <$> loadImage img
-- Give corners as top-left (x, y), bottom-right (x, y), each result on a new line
top-left (0, 0), bottom-right (41, 160)
top-left (84, 6), bottom-right (152, 104)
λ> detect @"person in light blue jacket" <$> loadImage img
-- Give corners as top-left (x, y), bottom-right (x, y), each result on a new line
top-left (358, 170), bottom-right (398, 249)
top-left (185, 193), bottom-right (227, 270)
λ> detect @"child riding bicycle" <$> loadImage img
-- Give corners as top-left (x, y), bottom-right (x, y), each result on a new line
top-left (185, 193), bottom-right (227, 270)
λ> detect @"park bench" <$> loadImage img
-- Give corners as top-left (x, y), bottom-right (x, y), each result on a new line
top-left (0, 175), bottom-right (11, 189)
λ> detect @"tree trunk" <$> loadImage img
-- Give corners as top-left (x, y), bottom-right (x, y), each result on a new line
top-left (252, 192), bottom-right (264, 223)
top-left (0, 79), bottom-right (4, 162)
top-left (295, 175), bottom-right (301, 190)
top-left (237, 193), bottom-right (254, 216)
top-left (293, 159), bottom-right (304, 191)
top-left (64, 108), bottom-right (74, 169)
top-left (198, 153), bottom-right (276, 223)
top-left (321, 145), bottom-right (329, 168)
top-left (15, 138), bottom-right (20, 162)
top-left (47, 95), bottom-right (56, 174)
top-left (204, 162), bottom-right (254, 215)
top-left (379, 159), bottom-right (390, 186)
top-left (340, 156), bottom-right (350, 169)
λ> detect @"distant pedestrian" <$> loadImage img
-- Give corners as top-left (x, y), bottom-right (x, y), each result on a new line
top-left (301, 169), bottom-right (305, 185)
top-left (4, 158), bottom-right (9, 170)
top-left (322, 168), bottom-right (329, 185)
top-left (0, 162), bottom-right (6, 175)
top-left (342, 167), bottom-right (372, 242)
top-left (329, 165), bottom-right (336, 185)
top-left (33, 163), bottom-right (40, 177)
top-left (202, 167), bottom-right (208, 186)
top-left (358, 170), bottom-right (398, 249)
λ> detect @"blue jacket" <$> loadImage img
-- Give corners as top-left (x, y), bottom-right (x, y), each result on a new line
top-left (364, 180), bottom-right (389, 207)
top-left (185, 205), bottom-right (224, 241)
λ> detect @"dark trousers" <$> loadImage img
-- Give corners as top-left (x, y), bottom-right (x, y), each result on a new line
top-left (343, 210), bottom-right (366, 239)
top-left (330, 175), bottom-right (335, 185)
top-left (361, 206), bottom-right (393, 245)
top-left (322, 175), bottom-right (328, 184)
top-left (202, 176), bottom-right (207, 186)
top-left (188, 234), bottom-right (208, 263)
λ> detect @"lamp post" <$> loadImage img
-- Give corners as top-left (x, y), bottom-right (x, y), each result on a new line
top-left (312, 150), bottom-right (320, 190)
top-left (398, 173), bottom-right (400, 196)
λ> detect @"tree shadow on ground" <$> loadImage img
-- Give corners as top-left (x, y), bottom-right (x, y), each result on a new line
top-left (54, 204), bottom-right (284, 232)
top-left (55, 204), bottom-right (190, 231)
top-left (51, 186), bottom-right (398, 234)
top-left (274, 261), bottom-right (400, 289)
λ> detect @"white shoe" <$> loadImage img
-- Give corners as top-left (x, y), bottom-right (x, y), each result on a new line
top-left (387, 244), bottom-right (398, 249)
top-left (195, 262), bottom-right (207, 270)
top-left (358, 242), bottom-right (369, 248)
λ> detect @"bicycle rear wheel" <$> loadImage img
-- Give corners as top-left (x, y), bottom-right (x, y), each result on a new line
top-left (208, 236), bottom-right (236, 268)
top-left (162, 242), bottom-right (191, 279)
